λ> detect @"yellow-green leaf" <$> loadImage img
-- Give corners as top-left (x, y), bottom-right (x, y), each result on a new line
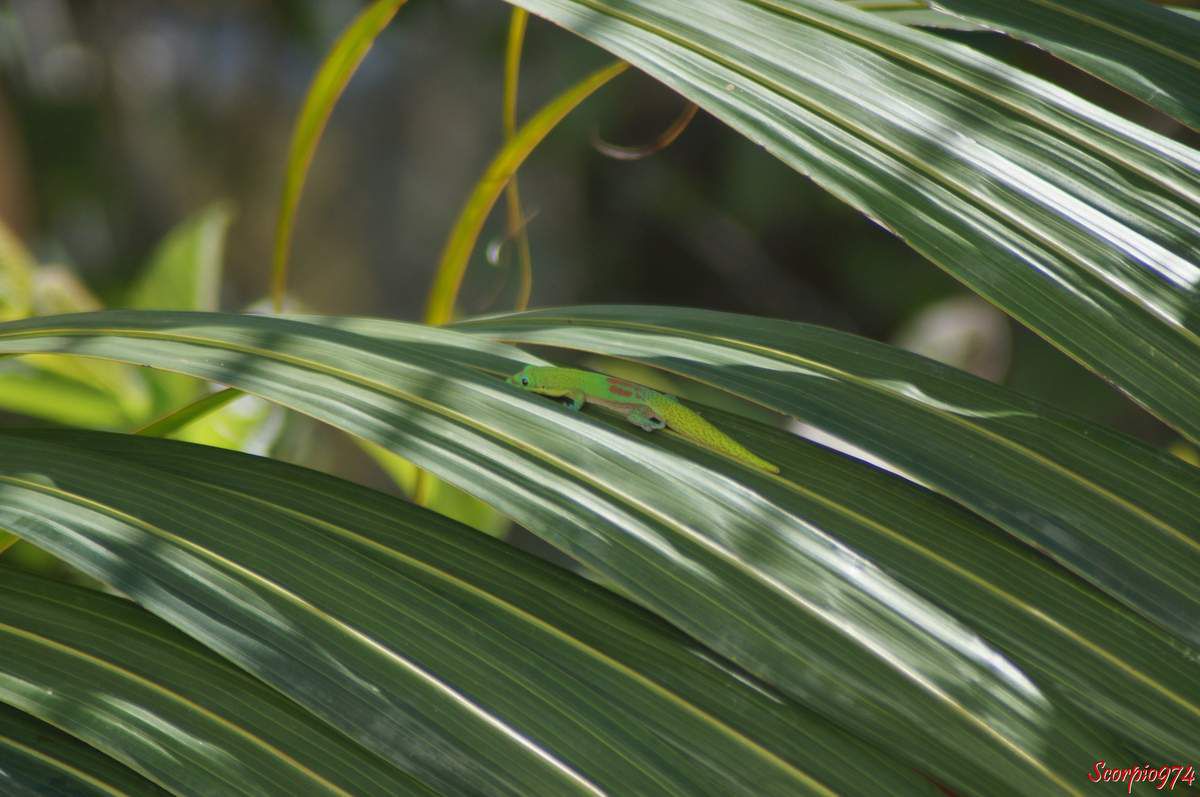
top-left (271, 0), bottom-right (406, 311)
top-left (422, 60), bottom-right (627, 325)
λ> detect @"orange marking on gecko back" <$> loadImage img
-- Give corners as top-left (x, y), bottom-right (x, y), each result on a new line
top-left (606, 377), bottom-right (635, 397)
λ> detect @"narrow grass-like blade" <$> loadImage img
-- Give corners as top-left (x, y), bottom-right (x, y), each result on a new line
top-left (503, 7), bottom-right (534, 312)
top-left (271, 0), bottom-right (406, 311)
top-left (423, 60), bottom-right (627, 324)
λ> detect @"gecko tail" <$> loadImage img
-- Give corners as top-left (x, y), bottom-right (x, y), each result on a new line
top-left (653, 400), bottom-right (780, 474)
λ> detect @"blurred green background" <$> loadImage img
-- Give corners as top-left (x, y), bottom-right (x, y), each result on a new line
top-left (2, 0), bottom-right (1198, 449)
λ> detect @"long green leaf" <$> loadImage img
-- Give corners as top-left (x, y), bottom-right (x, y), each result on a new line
top-left (0, 566), bottom-right (429, 796)
top-left (842, 1), bottom-right (989, 30)
top-left (0, 309), bottom-right (1135, 793)
top-left (0, 702), bottom-right (169, 796)
top-left (845, 1), bottom-right (1200, 30)
top-left (271, 0), bottom-right (406, 311)
top-left (134, 387), bottom-right (243, 437)
top-left (503, 7), bottom-right (534, 312)
top-left (932, 0), bottom-right (1200, 130)
top-left (423, 60), bottom-right (628, 324)
top-left (502, 0), bottom-right (1200, 445)
top-left (673, 405), bottom-right (1200, 762)
top-left (458, 306), bottom-right (1200, 649)
top-left (0, 428), bottom-right (934, 796)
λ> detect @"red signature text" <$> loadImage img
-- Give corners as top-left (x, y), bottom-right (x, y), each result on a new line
top-left (1088, 761), bottom-right (1196, 792)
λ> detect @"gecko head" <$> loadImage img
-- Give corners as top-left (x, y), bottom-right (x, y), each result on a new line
top-left (506, 365), bottom-right (539, 391)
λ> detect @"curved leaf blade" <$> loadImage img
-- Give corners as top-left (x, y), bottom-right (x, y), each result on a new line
top-left (843, 1), bottom-right (989, 31)
top-left (0, 428), bottom-right (933, 796)
top-left (271, 0), bottom-right (406, 311)
top-left (845, 1), bottom-right (1200, 30)
top-left (502, 7), bottom-right (534, 312)
top-left (0, 702), bottom-right (169, 797)
top-left (458, 305), bottom-right (1200, 648)
top-left (133, 386), bottom-right (242, 437)
top-left (0, 566), bottom-right (428, 797)
top-left (423, 60), bottom-right (627, 325)
top-left (503, 0), bottom-right (1200, 444)
top-left (0, 310), bottom-right (1127, 793)
top-left (932, 0), bottom-right (1200, 131)
top-left (678, 406), bottom-right (1200, 762)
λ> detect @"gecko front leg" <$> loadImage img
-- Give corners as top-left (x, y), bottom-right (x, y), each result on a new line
top-left (561, 389), bottom-right (586, 411)
top-left (626, 407), bottom-right (666, 432)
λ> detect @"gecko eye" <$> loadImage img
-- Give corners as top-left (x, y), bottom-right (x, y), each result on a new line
top-left (520, 376), bottom-right (529, 386)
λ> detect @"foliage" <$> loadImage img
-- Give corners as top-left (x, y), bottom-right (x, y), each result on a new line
top-left (1, 1), bottom-right (1198, 795)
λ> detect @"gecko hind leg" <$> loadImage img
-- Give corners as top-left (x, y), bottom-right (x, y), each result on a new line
top-left (626, 407), bottom-right (666, 432)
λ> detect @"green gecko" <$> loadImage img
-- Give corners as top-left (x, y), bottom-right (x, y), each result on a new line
top-left (507, 365), bottom-right (779, 473)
